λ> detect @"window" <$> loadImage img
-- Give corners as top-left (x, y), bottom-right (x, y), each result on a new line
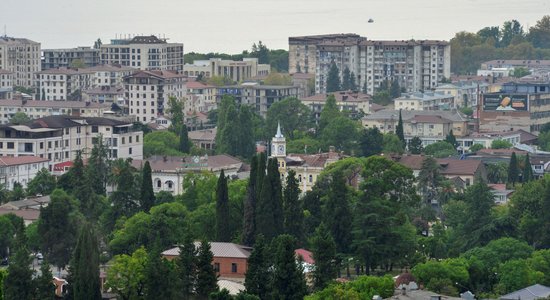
top-left (136, 135), bottom-right (140, 142)
top-left (92, 125), bottom-right (98, 133)
top-left (214, 263), bottom-right (220, 272)
top-left (231, 263), bottom-right (238, 273)
top-left (77, 126), bottom-right (81, 133)
top-left (7, 142), bottom-right (14, 149)
top-left (122, 137), bottom-right (125, 144)
top-left (48, 141), bottom-right (52, 148)
top-left (309, 175), bottom-right (313, 183)
top-left (156, 179), bottom-right (161, 188)
top-left (129, 136), bottom-right (132, 143)
top-left (129, 147), bottom-right (132, 155)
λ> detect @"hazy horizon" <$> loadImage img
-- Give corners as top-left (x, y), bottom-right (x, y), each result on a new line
top-left (1, 0), bottom-right (548, 53)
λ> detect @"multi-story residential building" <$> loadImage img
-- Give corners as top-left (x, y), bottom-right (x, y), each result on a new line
top-left (184, 58), bottom-right (270, 82)
top-left (100, 35), bottom-right (184, 72)
top-left (0, 99), bottom-right (112, 124)
top-left (435, 81), bottom-right (489, 108)
top-left (480, 59), bottom-right (550, 71)
top-left (480, 81), bottom-right (550, 133)
top-left (394, 91), bottom-right (455, 111)
top-left (216, 83), bottom-right (299, 117)
top-left (289, 34), bottom-right (361, 74)
top-left (0, 36), bottom-right (41, 88)
top-left (36, 68), bottom-right (95, 101)
top-left (0, 115), bottom-right (143, 168)
top-left (41, 47), bottom-right (100, 70)
top-left (301, 91), bottom-right (370, 121)
top-left (185, 80), bottom-right (217, 113)
top-left (0, 69), bottom-right (13, 98)
top-left (87, 64), bottom-right (135, 87)
top-left (124, 70), bottom-right (186, 123)
top-left (0, 156), bottom-right (50, 190)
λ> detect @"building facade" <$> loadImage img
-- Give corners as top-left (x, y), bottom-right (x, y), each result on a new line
top-left (36, 68), bottom-right (95, 101)
top-left (0, 37), bottom-right (41, 88)
top-left (0, 156), bottom-right (50, 190)
top-left (100, 35), bottom-right (184, 72)
top-left (301, 91), bottom-right (370, 121)
top-left (184, 58), bottom-right (270, 82)
top-left (0, 69), bottom-right (13, 98)
top-left (394, 91), bottom-right (455, 111)
top-left (435, 81), bottom-right (489, 108)
top-left (41, 47), bottom-right (100, 70)
top-left (124, 70), bottom-right (186, 123)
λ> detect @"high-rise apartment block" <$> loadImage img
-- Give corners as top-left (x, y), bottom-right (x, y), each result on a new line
top-left (0, 36), bottom-right (41, 88)
top-left (288, 34), bottom-right (451, 94)
top-left (100, 35), bottom-right (184, 72)
top-left (42, 47), bottom-right (100, 70)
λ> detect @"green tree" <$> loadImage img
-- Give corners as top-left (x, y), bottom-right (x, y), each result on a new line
top-left (360, 127), bottom-right (384, 157)
top-left (8, 182), bottom-right (25, 201)
top-left (179, 125), bottom-right (191, 153)
top-left (38, 189), bottom-right (81, 269)
top-left (523, 153), bottom-right (533, 182)
top-left (500, 19), bottom-right (525, 47)
top-left (3, 225), bottom-right (33, 300)
top-left (527, 15), bottom-right (550, 48)
top-left (270, 235), bottom-right (307, 300)
top-left (176, 233), bottom-right (197, 300)
top-left (255, 158), bottom-right (283, 240)
top-left (33, 259), bottom-right (56, 299)
top-left (319, 94), bottom-right (341, 133)
top-left (145, 248), bottom-right (178, 300)
top-left (491, 139), bottom-right (513, 149)
top-left (242, 155), bottom-right (258, 246)
top-left (195, 241), bottom-right (218, 298)
top-left (143, 131), bottom-right (182, 157)
top-left (26, 168), bottom-right (56, 196)
top-left (478, 26), bottom-right (501, 46)
top-left (244, 235), bottom-right (270, 299)
top-left (350, 72), bottom-right (357, 91)
top-left (140, 161), bottom-right (155, 212)
top-left (283, 170), bottom-right (303, 240)
top-left (512, 67), bottom-right (531, 78)
top-left (168, 96), bottom-right (185, 134)
top-left (424, 141), bottom-right (457, 158)
top-left (324, 170), bottom-right (352, 255)
top-left (342, 67), bottom-right (351, 91)
top-left (461, 181), bottom-right (497, 251)
top-left (469, 143), bottom-right (484, 152)
top-left (110, 158), bottom-right (139, 220)
top-left (396, 110), bottom-right (405, 146)
top-left (382, 133), bottom-right (404, 155)
top-left (326, 61), bottom-right (341, 93)
top-left (105, 247), bottom-right (148, 300)
top-left (321, 116), bottom-right (360, 154)
top-left (216, 170), bottom-right (231, 242)
top-left (390, 79), bottom-right (401, 98)
top-left (508, 152), bottom-right (519, 185)
top-left (263, 72), bottom-right (292, 85)
top-left (372, 90), bottom-right (391, 105)
top-left (251, 41), bottom-right (269, 64)
top-left (311, 223), bottom-right (337, 290)
top-left (418, 156), bottom-right (444, 206)
top-left (445, 130), bottom-right (459, 148)
top-left (71, 224), bottom-right (101, 300)
top-left (487, 162), bottom-right (508, 184)
top-left (9, 111), bottom-right (31, 125)
top-left (237, 105), bottom-right (256, 158)
top-left (265, 97), bottom-right (313, 140)
top-left (86, 137), bottom-right (109, 195)
top-left (408, 136), bottom-right (423, 154)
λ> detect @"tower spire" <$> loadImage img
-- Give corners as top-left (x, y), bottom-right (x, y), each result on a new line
top-left (275, 122), bottom-right (283, 138)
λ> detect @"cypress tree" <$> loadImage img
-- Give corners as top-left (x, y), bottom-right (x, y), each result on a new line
top-left (324, 170), bottom-right (352, 254)
top-left (238, 105), bottom-right (255, 158)
top-left (350, 71), bottom-right (357, 91)
top-left (270, 235), bottom-right (307, 300)
top-left (256, 158), bottom-right (283, 240)
top-left (390, 78), bottom-right (401, 98)
top-left (140, 161), bottom-right (155, 212)
top-left (3, 226), bottom-right (33, 300)
top-left (283, 170), bottom-right (303, 240)
top-left (145, 247), bottom-right (178, 300)
top-left (34, 259), bottom-right (56, 299)
top-left (319, 94), bottom-right (341, 133)
top-left (179, 125), bottom-right (191, 153)
top-left (177, 233), bottom-right (197, 300)
top-left (311, 223), bottom-right (337, 290)
top-left (342, 67), bottom-right (351, 91)
top-left (445, 129), bottom-right (458, 148)
top-left (396, 109), bottom-right (405, 146)
top-left (195, 241), bottom-right (218, 298)
top-left (255, 152), bottom-right (267, 201)
top-left (326, 61), bottom-right (341, 93)
top-left (86, 138), bottom-right (108, 195)
top-left (242, 155), bottom-right (258, 246)
top-left (216, 170), bottom-right (231, 242)
top-left (72, 224), bottom-right (101, 300)
top-left (508, 152), bottom-right (519, 185)
top-left (244, 235), bottom-right (270, 299)
top-left (523, 153), bottom-right (533, 182)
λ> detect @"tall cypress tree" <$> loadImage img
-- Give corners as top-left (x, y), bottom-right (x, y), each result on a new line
top-left (324, 171), bottom-right (352, 254)
top-left (244, 235), bottom-right (270, 299)
top-left (508, 152), bottom-right (519, 185)
top-left (396, 109), bottom-right (405, 146)
top-left (523, 153), bottom-right (533, 182)
top-left (3, 225), bottom-right (33, 300)
top-left (242, 155), bottom-right (258, 246)
top-left (140, 161), bottom-right (155, 212)
top-left (283, 170), bottom-right (303, 240)
top-left (445, 129), bottom-right (458, 148)
top-left (255, 152), bottom-right (267, 200)
top-left (179, 125), bottom-right (191, 153)
top-left (195, 241), bottom-right (218, 298)
top-left (238, 105), bottom-right (255, 159)
top-left (86, 138), bottom-right (108, 195)
top-left (216, 170), bottom-right (231, 242)
top-left (34, 259), bottom-right (56, 299)
top-left (342, 67), bottom-right (351, 91)
top-left (256, 158), bottom-right (283, 240)
top-left (270, 235), bottom-right (307, 300)
top-left (72, 224), bottom-right (101, 300)
top-left (145, 247), bottom-right (178, 300)
top-left (326, 61), bottom-right (341, 93)
top-left (176, 232), bottom-right (197, 300)
top-left (311, 223), bottom-right (337, 291)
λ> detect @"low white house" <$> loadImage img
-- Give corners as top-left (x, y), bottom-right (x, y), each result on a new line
top-left (0, 156), bottom-right (49, 190)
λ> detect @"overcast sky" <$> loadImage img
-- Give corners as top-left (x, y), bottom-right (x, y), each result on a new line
top-left (1, 0), bottom-right (548, 53)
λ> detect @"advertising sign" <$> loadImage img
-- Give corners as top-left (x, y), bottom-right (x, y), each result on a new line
top-left (483, 94), bottom-right (528, 111)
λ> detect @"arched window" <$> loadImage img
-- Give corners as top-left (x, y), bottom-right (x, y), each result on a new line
top-left (155, 178), bottom-right (161, 188)
top-left (298, 174), bottom-right (302, 182)
top-left (166, 180), bottom-right (174, 189)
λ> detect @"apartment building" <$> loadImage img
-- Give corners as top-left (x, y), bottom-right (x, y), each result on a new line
top-left (301, 91), bottom-right (370, 121)
top-left (0, 36), bottom-right (41, 88)
top-left (0, 69), bottom-right (13, 98)
top-left (185, 81), bottom-right (216, 113)
top-left (0, 116), bottom-right (143, 168)
top-left (480, 81), bottom-right (550, 133)
top-left (41, 47), bottom-right (100, 70)
top-left (100, 35), bottom-right (184, 72)
top-left (394, 91), bottom-right (455, 111)
top-left (480, 60), bottom-right (550, 71)
top-left (86, 64), bottom-right (135, 87)
top-left (216, 83), bottom-right (299, 117)
top-left (435, 81), bottom-right (489, 108)
top-left (124, 70), bottom-right (186, 123)
top-left (184, 58), bottom-right (270, 82)
top-left (0, 99), bottom-right (112, 124)
top-left (0, 156), bottom-right (50, 190)
top-left (36, 68), bottom-right (94, 101)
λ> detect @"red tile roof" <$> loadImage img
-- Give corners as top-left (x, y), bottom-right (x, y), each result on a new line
top-left (0, 156), bottom-right (49, 166)
top-left (295, 249), bottom-right (315, 264)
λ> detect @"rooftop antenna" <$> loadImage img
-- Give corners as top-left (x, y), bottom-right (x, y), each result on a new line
top-left (3, 25), bottom-right (6, 37)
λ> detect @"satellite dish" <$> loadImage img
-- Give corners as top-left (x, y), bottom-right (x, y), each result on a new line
top-left (368, 18), bottom-right (374, 23)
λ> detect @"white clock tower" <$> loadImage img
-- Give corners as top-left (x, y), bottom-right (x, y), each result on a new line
top-left (271, 122), bottom-right (286, 158)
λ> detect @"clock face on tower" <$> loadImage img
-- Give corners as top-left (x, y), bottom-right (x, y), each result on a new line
top-left (278, 145), bottom-right (285, 153)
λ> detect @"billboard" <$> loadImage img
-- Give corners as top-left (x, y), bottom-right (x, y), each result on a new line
top-left (483, 94), bottom-right (528, 111)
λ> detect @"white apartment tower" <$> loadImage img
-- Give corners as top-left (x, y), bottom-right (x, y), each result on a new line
top-left (0, 36), bottom-right (41, 88)
top-left (100, 35), bottom-right (184, 72)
